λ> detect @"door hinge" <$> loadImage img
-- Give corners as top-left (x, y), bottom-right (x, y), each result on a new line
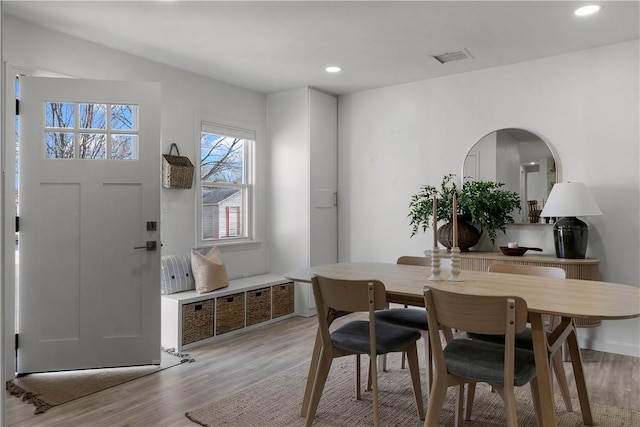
top-left (16, 99), bottom-right (19, 115)
top-left (16, 216), bottom-right (20, 232)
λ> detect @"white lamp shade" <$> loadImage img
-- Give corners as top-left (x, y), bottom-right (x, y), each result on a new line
top-left (540, 182), bottom-right (603, 217)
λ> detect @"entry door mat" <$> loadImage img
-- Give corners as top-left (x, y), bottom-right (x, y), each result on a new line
top-left (6, 348), bottom-right (194, 414)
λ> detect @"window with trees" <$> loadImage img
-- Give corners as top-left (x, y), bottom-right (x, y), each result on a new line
top-left (44, 101), bottom-right (138, 160)
top-left (199, 121), bottom-right (253, 243)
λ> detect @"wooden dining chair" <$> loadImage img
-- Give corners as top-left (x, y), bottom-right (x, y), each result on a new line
top-left (305, 275), bottom-right (425, 427)
top-left (373, 256), bottom-right (453, 393)
top-left (468, 263), bottom-right (573, 413)
top-left (423, 286), bottom-right (540, 427)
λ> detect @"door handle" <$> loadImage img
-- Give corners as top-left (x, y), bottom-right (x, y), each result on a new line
top-left (134, 241), bottom-right (157, 251)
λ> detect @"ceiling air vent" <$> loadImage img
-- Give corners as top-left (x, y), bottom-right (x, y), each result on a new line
top-left (432, 49), bottom-right (474, 64)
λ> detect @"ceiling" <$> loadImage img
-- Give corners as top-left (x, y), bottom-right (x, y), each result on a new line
top-left (4, 1), bottom-right (639, 95)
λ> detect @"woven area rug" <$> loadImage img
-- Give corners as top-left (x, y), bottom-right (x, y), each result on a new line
top-left (186, 356), bottom-right (639, 427)
top-left (6, 348), bottom-right (194, 414)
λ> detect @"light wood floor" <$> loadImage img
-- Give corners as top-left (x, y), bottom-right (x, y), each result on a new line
top-left (5, 316), bottom-right (639, 426)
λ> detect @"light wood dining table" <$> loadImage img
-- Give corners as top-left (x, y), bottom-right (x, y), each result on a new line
top-left (285, 262), bottom-right (640, 427)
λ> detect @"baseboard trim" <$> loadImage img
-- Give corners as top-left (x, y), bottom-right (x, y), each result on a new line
top-left (578, 335), bottom-right (640, 357)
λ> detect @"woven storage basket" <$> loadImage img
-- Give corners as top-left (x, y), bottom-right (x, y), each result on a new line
top-left (182, 299), bottom-right (214, 345)
top-left (272, 282), bottom-right (294, 318)
top-left (162, 143), bottom-right (194, 189)
top-left (246, 287), bottom-right (271, 326)
top-left (216, 293), bottom-right (245, 335)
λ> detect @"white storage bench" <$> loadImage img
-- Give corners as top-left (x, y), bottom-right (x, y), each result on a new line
top-left (161, 274), bottom-right (295, 351)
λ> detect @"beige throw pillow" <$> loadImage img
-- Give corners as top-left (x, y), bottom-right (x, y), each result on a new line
top-left (191, 247), bottom-right (229, 294)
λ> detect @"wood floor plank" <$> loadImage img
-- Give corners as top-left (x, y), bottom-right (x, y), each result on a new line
top-left (5, 315), bottom-right (639, 426)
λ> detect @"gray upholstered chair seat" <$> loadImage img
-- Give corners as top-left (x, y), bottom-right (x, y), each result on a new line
top-left (444, 339), bottom-right (537, 387)
top-left (374, 308), bottom-right (428, 330)
top-left (332, 320), bottom-right (421, 354)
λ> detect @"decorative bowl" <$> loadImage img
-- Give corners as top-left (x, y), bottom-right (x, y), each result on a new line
top-left (499, 246), bottom-right (543, 256)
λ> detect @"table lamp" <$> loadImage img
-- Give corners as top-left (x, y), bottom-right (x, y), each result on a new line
top-left (540, 182), bottom-right (602, 259)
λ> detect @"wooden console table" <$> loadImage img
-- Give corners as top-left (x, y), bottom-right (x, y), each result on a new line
top-left (459, 252), bottom-right (600, 328)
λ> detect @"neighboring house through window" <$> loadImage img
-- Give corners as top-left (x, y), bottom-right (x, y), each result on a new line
top-left (198, 120), bottom-right (254, 244)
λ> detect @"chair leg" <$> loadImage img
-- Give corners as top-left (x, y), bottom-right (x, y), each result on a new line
top-left (464, 382), bottom-right (476, 421)
top-left (530, 377), bottom-right (543, 427)
top-left (551, 351), bottom-right (573, 412)
top-left (356, 354), bottom-right (362, 400)
top-left (421, 331), bottom-right (433, 394)
top-left (454, 384), bottom-right (464, 427)
top-left (301, 332), bottom-right (321, 417)
top-left (424, 376), bottom-right (448, 427)
top-left (405, 344), bottom-right (425, 420)
top-left (401, 303), bottom-right (409, 370)
top-left (305, 351), bottom-right (333, 427)
top-left (495, 385), bottom-right (518, 427)
top-left (366, 356), bottom-right (373, 392)
top-left (370, 354), bottom-right (380, 427)
top-left (563, 339), bottom-right (570, 362)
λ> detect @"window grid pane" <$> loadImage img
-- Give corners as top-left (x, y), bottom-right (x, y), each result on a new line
top-left (111, 134), bottom-right (137, 160)
top-left (79, 133), bottom-right (106, 159)
top-left (200, 133), bottom-right (246, 184)
top-left (44, 102), bottom-right (139, 160)
top-left (45, 102), bottom-right (74, 128)
top-left (45, 132), bottom-right (74, 159)
top-left (79, 103), bottom-right (107, 129)
top-left (111, 105), bottom-right (138, 130)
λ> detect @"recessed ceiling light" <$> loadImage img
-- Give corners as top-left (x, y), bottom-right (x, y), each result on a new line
top-left (575, 5), bottom-right (601, 16)
top-left (325, 66), bottom-right (342, 73)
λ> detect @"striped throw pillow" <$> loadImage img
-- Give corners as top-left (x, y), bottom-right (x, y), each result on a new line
top-left (161, 254), bottom-right (195, 294)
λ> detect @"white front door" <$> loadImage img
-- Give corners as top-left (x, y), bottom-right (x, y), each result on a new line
top-left (18, 77), bottom-right (161, 373)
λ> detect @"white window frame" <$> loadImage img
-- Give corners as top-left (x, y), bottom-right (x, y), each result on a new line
top-left (196, 117), bottom-right (255, 248)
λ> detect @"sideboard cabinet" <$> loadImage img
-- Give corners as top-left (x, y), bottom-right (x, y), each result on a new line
top-left (459, 252), bottom-right (600, 328)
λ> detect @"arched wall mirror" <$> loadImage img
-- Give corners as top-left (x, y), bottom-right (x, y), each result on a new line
top-left (463, 128), bottom-right (557, 224)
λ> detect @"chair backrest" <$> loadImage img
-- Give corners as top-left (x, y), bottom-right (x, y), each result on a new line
top-left (396, 255), bottom-right (430, 266)
top-left (424, 287), bottom-right (528, 336)
top-left (488, 263), bottom-right (566, 278)
top-left (312, 275), bottom-right (387, 357)
top-left (312, 275), bottom-right (387, 313)
top-left (424, 287), bottom-right (528, 387)
top-left (424, 285), bottom-right (527, 384)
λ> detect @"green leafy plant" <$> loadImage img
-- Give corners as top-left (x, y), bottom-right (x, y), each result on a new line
top-left (409, 174), bottom-right (521, 243)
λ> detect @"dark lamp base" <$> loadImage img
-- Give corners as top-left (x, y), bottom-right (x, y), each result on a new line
top-left (553, 216), bottom-right (588, 259)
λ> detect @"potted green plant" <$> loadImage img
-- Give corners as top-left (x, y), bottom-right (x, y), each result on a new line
top-left (408, 174), bottom-right (521, 250)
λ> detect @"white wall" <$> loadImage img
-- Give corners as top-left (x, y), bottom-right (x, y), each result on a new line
top-left (3, 14), bottom-right (270, 279)
top-left (338, 40), bottom-right (640, 356)
top-left (267, 88), bottom-right (311, 274)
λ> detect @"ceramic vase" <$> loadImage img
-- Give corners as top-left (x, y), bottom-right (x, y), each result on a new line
top-left (437, 215), bottom-right (481, 252)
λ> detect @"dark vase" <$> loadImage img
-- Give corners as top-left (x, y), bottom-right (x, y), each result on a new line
top-left (437, 215), bottom-right (481, 252)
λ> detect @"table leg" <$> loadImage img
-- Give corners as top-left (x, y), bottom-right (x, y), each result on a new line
top-left (529, 313), bottom-right (558, 427)
top-left (301, 330), bottom-right (321, 417)
top-left (564, 317), bottom-right (594, 425)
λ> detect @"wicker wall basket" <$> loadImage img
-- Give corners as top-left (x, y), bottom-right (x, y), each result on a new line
top-left (162, 143), bottom-right (194, 189)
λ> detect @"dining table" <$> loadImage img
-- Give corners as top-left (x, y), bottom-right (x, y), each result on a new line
top-left (285, 261), bottom-right (640, 427)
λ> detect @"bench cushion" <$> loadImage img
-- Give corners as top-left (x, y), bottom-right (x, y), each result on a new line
top-left (161, 255), bottom-right (195, 295)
